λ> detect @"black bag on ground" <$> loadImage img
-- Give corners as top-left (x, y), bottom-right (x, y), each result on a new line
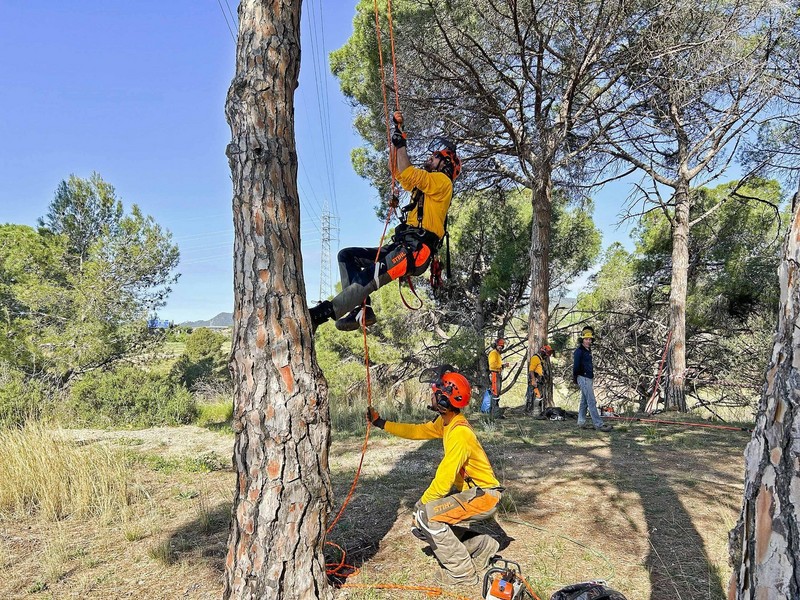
top-left (543, 407), bottom-right (578, 420)
top-left (550, 581), bottom-right (627, 600)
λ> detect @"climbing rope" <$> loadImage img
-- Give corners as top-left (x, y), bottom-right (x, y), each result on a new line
top-left (516, 573), bottom-right (545, 600)
top-left (324, 0), bottom-right (409, 588)
top-left (341, 582), bottom-right (473, 599)
top-left (606, 415), bottom-right (752, 432)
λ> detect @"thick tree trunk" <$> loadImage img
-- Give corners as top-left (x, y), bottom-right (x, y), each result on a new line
top-left (664, 181), bottom-right (690, 412)
top-left (224, 2), bottom-right (333, 599)
top-left (728, 193), bottom-right (800, 599)
top-left (527, 168), bottom-right (552, 355)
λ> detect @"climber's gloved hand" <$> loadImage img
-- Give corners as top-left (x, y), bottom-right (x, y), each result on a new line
top-left (367, 407), bottom-right (386, 429)
top-left (391, 129), bottom-right (407, 148)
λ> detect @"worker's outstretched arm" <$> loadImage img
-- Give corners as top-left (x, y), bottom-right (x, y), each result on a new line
top-left (391, 112), bottom-right (412, 173)
top-left (394, 145), bottom-right (411, 173)
top-left (368, 407), bottom-right (443, 440)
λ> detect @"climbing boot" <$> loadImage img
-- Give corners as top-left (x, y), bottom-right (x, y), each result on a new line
top-left (309, 300), bottom-right (335, 333)
top-left (335, 305), bottom-right (377, 331)
top-left (411, 526), bottom-right (428, 542)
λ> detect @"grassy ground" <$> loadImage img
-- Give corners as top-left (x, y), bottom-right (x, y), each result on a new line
top-left (0, 404), bottom-right (749, 600)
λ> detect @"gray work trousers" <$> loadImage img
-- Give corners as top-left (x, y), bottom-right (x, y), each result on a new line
top-left (413, 487), bottom-right (502, 582)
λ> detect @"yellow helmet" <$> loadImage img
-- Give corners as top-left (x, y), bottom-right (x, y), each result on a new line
top-left (580, 326), bottom-right (595, 340)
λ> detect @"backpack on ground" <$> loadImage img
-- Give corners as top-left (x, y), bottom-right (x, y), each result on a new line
top-left (480, 389), bottom-right (492, 413)
top-left (550, 581), bottom-right (627, 600)
top-left (543, 407), bottom-right (577, 421)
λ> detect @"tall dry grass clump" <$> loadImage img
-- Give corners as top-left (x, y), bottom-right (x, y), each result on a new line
top-left (0, 423), bottom-right (132, 521)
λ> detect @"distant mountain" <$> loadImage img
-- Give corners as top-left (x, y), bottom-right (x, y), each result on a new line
top-left (182, 312), bottom-right (233, 328)
top-left (553, 296), bottom-right (577, 309)
top-left (180, 300), bottom-right (575, 329)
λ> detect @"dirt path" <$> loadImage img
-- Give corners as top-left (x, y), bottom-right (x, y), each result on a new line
top-left (56, 426), bottom-right (234, 459)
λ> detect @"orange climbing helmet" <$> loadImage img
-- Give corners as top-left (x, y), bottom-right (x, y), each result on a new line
top-left (433, 371), bottom-right (471, 409)
top-left (428, 138), bottom-right (461, 181)
top-left (540, 344), bottom-right (553, 356)
top-left (420, 365), bottom-right (472, 410)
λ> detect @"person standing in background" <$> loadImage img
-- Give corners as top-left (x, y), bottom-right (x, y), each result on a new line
top-left (573, 327), bottom-right (612, 432)
top-left (488, 338), bottom-right (509, 419)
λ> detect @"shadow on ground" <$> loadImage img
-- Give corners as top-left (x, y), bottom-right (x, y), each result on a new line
top-left (609, 434), bottom-right (727, 600)
top-left (165, 436), bottom-right (513, 581)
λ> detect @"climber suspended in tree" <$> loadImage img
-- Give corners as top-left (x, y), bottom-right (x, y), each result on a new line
top-left (309, 111), bottom-right (461, 332)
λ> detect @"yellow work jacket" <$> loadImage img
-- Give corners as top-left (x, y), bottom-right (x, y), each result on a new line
top-left (488, 349), bottom-right (503, 373)
top-left (397, 166), bottom-right (452, 239)
top-left (384, 413), bottom-right (500, 504)
top-left (529, 354), bottom-right (543, 377)
top-left (528, 354), bottom-right (544, 385)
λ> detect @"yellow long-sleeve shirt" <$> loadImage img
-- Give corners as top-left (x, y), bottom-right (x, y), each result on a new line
top-left (488, 349), bottom-right (503, 373)
top-left (384, 413), bottom-right (499, 504)
top-left (529, 354), bottom-right (543, 377)
top-left (396, 166), bottom-right (452, 239)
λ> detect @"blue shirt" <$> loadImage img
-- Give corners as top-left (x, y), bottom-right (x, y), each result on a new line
top-left (573, 345), bottom-right (593, 380)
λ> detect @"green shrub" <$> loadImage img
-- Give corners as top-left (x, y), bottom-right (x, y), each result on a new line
top-left (185, 328), bottom-right (226, 362)
top-left (67, 367), bottom-right (196, 427)
top-left (196, 401), bottom-right (233, 428)
top-left (170, 328), bottom-right (229, 390)
top-left (0, 364), bottom-right (50, 428)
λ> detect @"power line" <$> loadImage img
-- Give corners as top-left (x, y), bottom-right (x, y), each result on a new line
top-left (317, 1), bottom-right (338, 217)
top-left (215, 0), bottom-right (236, 43)
top-left (223, 0), bottom-right (238, 30)
top-left (298, 155), bottom-right (327, 216)
top-left (305, 0), bottom-right (338, 219)
top-left (174, 229), bottom-right (233, 241)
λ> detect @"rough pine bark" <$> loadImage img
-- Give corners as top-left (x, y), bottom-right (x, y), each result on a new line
top-left (728, 194), bottom-right (800, 599)
top-left (223, 1), bottom-right (333, 599)
top-left (527, 165), bottom-right (553, 355)
top-left (664, 181), bottom-right (690, 412)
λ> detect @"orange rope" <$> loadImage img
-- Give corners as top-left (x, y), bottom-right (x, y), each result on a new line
top-left (325, 0), bottom-right (402, 581)
top-left (341, 582), bottom-right (474, 599)
top-left (387, 0), bottom-right (401, 110)
top-left (517, 572), bottom-right (544, 600)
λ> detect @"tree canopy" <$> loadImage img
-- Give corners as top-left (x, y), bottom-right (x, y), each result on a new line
top-left (578, 178), bottom-right (786, 410)
top-left (1, 174), bottom-right (179, 383)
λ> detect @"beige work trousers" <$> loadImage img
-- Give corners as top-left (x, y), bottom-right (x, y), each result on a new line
top-left (413, 486), bottom-right (502, 582)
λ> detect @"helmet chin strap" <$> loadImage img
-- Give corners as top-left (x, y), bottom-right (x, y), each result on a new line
top-left (428, 392), bottom-right (449, 414)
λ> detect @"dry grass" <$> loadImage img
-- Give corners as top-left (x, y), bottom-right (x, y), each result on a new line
top-left (0, 405), bottom-right (751, 600)
top-left (0, 423), bottom-right (132, 521)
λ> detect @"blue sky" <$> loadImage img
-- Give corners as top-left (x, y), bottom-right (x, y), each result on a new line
top-left (0, 1), bottom-right (635, 322)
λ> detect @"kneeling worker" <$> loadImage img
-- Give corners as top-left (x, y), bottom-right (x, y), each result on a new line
top-left (367, 366), bottom-right (502, 586)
